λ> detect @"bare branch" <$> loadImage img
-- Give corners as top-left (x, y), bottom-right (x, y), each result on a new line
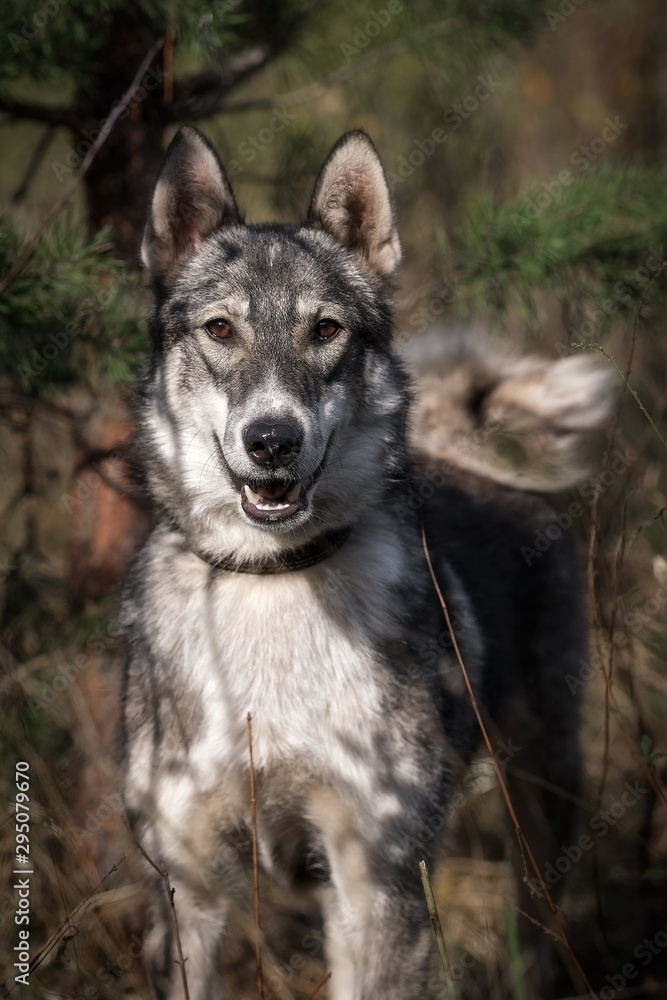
top-left (0, 35), bottom-right (165, 296)
top-left (11, 125), bottom-right (57, 204)
top-left (23, 856), bottom-right (128, 984)
top-left (123, 818), bottom-right (191, 1000)
top-left (0, 96), bottom-right (77, 128)
top-left (169, 47), bottom-right (270, 122)
top-left (308, 972), bottom-right (332, 998)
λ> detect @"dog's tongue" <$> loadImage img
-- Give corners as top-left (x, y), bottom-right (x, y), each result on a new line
top-left (244, 481), bottom-right (301, 509)
top-left (253, 481), bottom-right (292, 502)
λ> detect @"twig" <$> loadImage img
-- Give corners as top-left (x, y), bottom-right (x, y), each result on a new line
top-left (11, 125), bottom-right (57, 204)
top-left (223, 18), bottom-right (463, 114)
top-left (558, 984), bottom-right (667, 1000)
top-left (421, 526), bottom-right (596, 1000)
top-left (307, 971), bottom-right (332, 998)
top-left (419, 860), bottom-right (453, 987)
top-left (163, 18), bottom-right (174, 105)
top-left (513, 905), bottom-right (563, 944)
top-left (0, 35), bottom-right (165, 296)
top-left (5, 854), bottom-right (129, 990)
top-left (247, 712), bottom-right (264, 1000)
top-left (123, 818), bottom-right (190, 1000)
top-left (585, 329), bottom-right (635, 960)
top-left (572, 342), bottom-right (667, 452)
top-left (161, 862), bottom-right (191, 1000)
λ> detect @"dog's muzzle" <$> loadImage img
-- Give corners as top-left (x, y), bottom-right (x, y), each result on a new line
top-left (215, 427), bottom-right (326, 525)
top-left (237, 420), bottom-right (305, 521)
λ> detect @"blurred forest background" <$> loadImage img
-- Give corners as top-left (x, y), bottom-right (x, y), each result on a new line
top-left (1, 0), bottom-right (667, 997)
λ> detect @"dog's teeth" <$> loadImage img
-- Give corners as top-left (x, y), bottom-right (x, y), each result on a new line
top-left (245, 486), bottom-right (262, 505)
top-left (287, 483), bottom-right (301, 503)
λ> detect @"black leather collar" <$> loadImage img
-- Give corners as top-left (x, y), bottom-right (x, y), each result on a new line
top-left (201, 525), bottom-right (353, 575)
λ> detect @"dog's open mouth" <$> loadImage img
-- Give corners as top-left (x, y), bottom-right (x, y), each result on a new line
top-left (241, 479), bottom-right (305, 522)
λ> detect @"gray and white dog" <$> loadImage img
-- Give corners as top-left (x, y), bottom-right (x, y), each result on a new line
top-left (122, 127), bottom-right (613, 999)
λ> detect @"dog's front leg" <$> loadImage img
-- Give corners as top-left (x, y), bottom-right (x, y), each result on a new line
top-left (144, 871), bottom-right (229, 1000)
top-left (129, 780), bottom-right (247, 1000)
top-left (311, 787), bottom-right (434, 1000)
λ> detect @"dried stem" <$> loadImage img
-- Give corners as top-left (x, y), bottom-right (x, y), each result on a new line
top-left (513, 905), bottom-right (563, 944)
top-left (163, 16), bottom-right (174, 104)
top-left (308, 971), bottom-right (332, 998)
top-left (11, 125), bottom-right (57, 204)
top-left (419, 860), bottom-right (454, 988)
top-left (572, 342), bottom-right (667, 453)
top-left (123, 818), bottom-right (190, 1000)
top-left (20, 855), bottom-right (128, 984)
top-left (247, 712), bottom-right (264, 1000)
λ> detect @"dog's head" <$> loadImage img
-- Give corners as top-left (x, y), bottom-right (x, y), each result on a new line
top-left (139, 127), bottom-right (408, 561)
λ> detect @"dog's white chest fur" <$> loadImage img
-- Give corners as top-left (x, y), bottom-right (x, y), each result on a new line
top-left (143, 518), bottom-right (407, 783)
top-left (203, 569), bottom-right (383, 770)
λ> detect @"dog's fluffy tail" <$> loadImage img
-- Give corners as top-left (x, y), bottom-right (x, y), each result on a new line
top-left (401, 328), bottom-right (619, 492)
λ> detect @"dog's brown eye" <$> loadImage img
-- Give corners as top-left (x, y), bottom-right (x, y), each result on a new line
top-left (206, 319), bottom-right (232, 339)
top-left (316, 319), bottom-right (340, 341)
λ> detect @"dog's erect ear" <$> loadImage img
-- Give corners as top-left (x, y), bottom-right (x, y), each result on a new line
top-left (141, 126), bottom-right (240, 280)
top-left (307, 131), bottom-right (401, 280)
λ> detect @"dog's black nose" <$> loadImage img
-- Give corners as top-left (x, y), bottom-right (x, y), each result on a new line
top-left (243, 421), bottom-right (303, 467)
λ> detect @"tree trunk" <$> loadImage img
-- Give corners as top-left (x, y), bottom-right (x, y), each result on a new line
top-left (75, 9), bottom-right (168, 260)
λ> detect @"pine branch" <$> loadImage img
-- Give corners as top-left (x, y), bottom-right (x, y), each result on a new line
top-left (170, 3), bottom-right (307, 123)
top-left (451, 166), bottom-right (667, 323)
